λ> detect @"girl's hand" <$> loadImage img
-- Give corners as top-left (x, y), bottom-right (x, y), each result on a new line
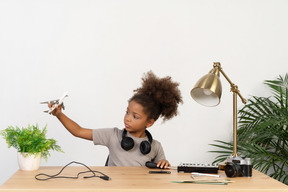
top-left (157, 159), bottom-right (170, 169)
top-left (48, 102), bottom-right (62, 117)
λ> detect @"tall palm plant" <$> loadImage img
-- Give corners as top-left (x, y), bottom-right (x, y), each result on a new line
top-left (210, 74), bottom-right (288, 184)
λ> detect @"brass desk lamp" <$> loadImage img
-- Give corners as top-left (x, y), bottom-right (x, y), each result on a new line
top-left (190, 62), bottom-right (246, 157)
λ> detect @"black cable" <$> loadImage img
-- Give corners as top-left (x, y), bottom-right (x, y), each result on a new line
top-left (35, 161), bottom-right (110, 181)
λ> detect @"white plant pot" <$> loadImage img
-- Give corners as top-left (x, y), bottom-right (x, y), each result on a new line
top-left (17, 152), bottom-right (41, 171)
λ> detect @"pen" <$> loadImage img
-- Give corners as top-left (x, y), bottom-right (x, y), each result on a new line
top-left (191, 172), bottom-right (221, 178)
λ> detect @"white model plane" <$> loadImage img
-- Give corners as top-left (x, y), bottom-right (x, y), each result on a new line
top-left (41, 92), bottom-right (68, 114)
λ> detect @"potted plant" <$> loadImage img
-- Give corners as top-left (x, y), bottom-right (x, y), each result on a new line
top-left (0, 124), bottom-right (63, 171)
top-left (209, 74), bottom-right (288, 184)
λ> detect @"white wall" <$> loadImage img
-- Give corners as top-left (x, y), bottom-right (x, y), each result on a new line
top-left (1, 0), bottom-right (288, 185)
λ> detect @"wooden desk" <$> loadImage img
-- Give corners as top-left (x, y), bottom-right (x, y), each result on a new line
top-left (1, 166), bottom-right (288, 192)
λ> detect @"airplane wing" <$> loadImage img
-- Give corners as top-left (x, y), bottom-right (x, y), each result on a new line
top-left (40, 99), bottom-right (59, 104)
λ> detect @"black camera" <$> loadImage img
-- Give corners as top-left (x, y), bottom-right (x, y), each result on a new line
top-left (224, 156), bottom-right (252, 177)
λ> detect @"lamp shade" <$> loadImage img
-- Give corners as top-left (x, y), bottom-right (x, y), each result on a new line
top-left (190, 68), bottom-right (222, 107)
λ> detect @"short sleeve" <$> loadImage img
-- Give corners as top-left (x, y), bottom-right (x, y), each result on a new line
top-left (92, 128), bottom-right (118, 146)
top-left (152, 141), bottom-right (166, 163)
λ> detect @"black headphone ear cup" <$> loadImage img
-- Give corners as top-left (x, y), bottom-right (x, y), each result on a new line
top-left (121, 136), bottom-right (134, 151)
top-left (140, 140), bottom-right (151, 155)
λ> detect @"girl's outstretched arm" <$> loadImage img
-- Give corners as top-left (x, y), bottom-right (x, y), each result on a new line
top-left (49, 104), bottom-right (92, 141)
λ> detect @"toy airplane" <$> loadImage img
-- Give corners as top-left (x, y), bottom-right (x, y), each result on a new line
top-left (40, 92), bottom-right (68, 114)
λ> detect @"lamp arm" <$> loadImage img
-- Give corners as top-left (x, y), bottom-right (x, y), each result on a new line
top-left (213, 62), bottom-right (247, 157)
top-left (214, 62), bottom-right (247, 104)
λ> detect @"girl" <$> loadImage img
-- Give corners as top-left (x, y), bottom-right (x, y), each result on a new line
top-left (49, 71), bottom-right (182, 168)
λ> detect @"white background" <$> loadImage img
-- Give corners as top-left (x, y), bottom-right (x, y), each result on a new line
top-left (1, 0), bottom-right (288, 185)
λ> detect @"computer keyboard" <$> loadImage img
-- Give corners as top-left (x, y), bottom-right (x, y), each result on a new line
top-left (177, 163), bottom-right (219, 173)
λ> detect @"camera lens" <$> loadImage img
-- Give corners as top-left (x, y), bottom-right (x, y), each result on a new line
top-left (225, 162), bottom-right (242, 177)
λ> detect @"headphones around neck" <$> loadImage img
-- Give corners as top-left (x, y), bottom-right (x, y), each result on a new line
top-left (121, 129), bottom-right (153, 155)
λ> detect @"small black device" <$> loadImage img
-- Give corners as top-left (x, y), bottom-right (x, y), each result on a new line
top-left (145, 161), bottom-right (160, 169)
top-left (145, 161), bottom-right (171, 169)
top-left (224, 156), bottom-right (252, 178)
top-left (177, 163), bottom-right (219, 173)
top-left (149, 171), bottom-right (171, 174)
top-left (121, 129), bottom-right (153, 155)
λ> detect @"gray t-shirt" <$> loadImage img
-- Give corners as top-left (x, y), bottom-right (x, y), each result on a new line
top-left (92, 127), bottom-right (166, 166)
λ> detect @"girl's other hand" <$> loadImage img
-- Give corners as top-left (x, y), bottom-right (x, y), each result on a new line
top-left (157, 159), bottom-right (170, 169)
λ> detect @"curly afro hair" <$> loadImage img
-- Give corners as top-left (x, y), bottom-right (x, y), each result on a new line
top-left (129, 71), bottom-right (183, 122)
